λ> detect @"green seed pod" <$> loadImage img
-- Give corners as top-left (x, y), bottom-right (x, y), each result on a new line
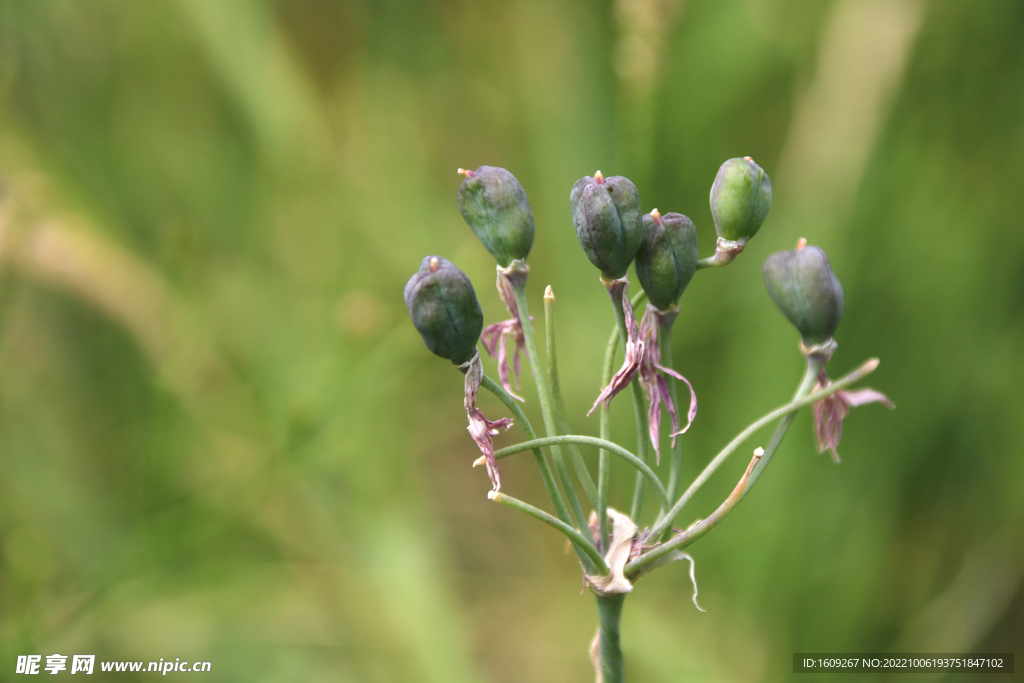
top-left (710, 157), bottom-right (772, 242)
top-left (570, 171), bottom-right (644, 279)
top-left (457, 166), bottom-right (535, 267)
top-left (636, 209), bottom-right (699, 311)
top-left (763, 243), bottom-right (845, 344)
top-left (404, 256), bottom-right (484, 365)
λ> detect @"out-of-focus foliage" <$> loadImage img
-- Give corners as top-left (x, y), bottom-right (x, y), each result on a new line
top-left (0, 0), bottom-right (1022, 681)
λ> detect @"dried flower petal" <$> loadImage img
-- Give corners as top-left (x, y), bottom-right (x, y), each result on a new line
top-left (480, 267), bottom-right (533, 401)
top-left (812, 370), bottom-right (894, 463)
top-left (638, 306), bottom-right (698, 463)
top-left (588, 279), bottom-right (644, 415)
top-left (481, 319), bottom-right (525, 401)
top-left (588, 287), bottom-right (698, 462)
top-left (461, 354), bottom-right (513, 489)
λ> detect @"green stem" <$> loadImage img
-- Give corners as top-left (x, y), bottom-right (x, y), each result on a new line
top-left (634, 355), bottom-right (875, 576)
top-left (598, 321), bottom-right (617, 551)
top-left (696, 238), bottom-right (744, 269)
top-left (509, 271), bottom-right (592, 538)
top-left (595, 594), bottom-right (626, 683)
top-left (488, 491), bottom-right (608, 575)
top-left (660, 316), bottom-right (684, 512)
top-left (479, 374), bottom-right (598, 573)
top-left (544, 287), bottom-right (599, 507)
top-left (740, 354), bottom-right (826, 496)
top-left (494, 436), bottom-right (670, 512)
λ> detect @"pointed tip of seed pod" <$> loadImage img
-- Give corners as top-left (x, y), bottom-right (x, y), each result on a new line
top-left (457, 167), bottom-right (474, 178)
top-left (862, 358), bottom-right (880, 373)
top-left (753, 447), bottom-right (765, 457)
top-left (796, 237), bottom-right (807, 251)
top-left (429, 257), bottom-right (440, 273)
top-left (544, 285), bottom-right (555, 300)
top-left (650, 208), bottom-right (662, 225)
top-left (594, 170), bottom-right (604, 184)
top-left (487, 490), bottom-right (500, 501)
top-left (472, 455), bottom-right (486, 468)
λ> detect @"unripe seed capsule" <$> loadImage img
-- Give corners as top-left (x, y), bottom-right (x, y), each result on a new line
top-left (636, 209), bottom-right (699, 311)
top-left (570, 171), bottom-right (644, 279)
top-left (457, 166), bottom-right (535, 267)
top-left (710, 157), bottom-right (772, 243)
top-left (404, 256), bottom-right (484, 364)
top-left (763, 242), bottom-right (845, 344)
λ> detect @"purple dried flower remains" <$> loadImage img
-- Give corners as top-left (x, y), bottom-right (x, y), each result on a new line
top-left (481, 267), bottom-right (529, 401)
top-left (811, 370), bottom-right (894, 463)
top-left (462, 353), bottom-right (513, 489)
top-left (587, 279), bottom-right (697, 463)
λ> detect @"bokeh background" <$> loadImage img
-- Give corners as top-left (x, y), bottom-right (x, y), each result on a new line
top-left (1, 0), bottom-right (1022, 680)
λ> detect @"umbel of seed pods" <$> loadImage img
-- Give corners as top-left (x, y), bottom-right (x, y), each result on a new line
top-left (404, 159), bottom-right (894, 683)
top-left (404, 158), bottom-right (780, 491)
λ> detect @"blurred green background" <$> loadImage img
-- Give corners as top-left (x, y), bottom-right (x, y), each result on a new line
top-left (1, 0), bottom-right (1022, 680)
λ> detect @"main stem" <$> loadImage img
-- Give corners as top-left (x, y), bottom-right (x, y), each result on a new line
top-left (595, 594), bottom-right (626, 683)
top-left (509, 272), bottom-right (592, 538)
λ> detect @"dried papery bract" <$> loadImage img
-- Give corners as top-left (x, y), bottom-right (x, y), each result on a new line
top-left (461, 353), bottom-right (513, 489)
top-left (588, 278), bottom-right (643, 414)
top-left (638, 306), bottom-right (697, 462)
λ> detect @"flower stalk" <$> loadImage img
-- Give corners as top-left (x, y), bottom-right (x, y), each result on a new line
top-left (504, 261), bottom-right (592, 537)
top-left (544, 286), bottom-right (599, 506)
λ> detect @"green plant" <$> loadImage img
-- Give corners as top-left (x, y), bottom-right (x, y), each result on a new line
top-left (405, 162), bottom-right (893, 682)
